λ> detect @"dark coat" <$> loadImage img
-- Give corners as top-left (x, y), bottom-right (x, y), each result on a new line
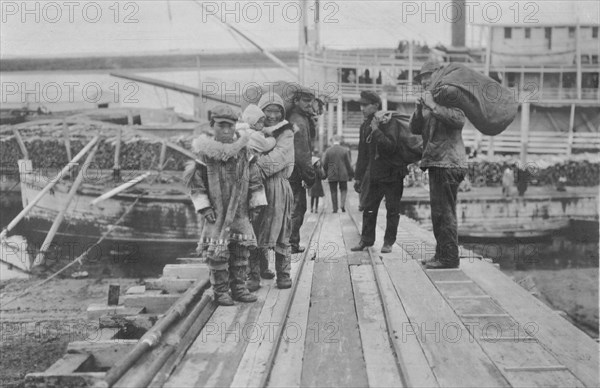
top-left (323, 144), bottom-right (354, 182)
top-left (355, 113), bottom-right (408, 183)
top-left (408, 104), bottom-right (467, 170)
top-left (287, 106), bottom-right (316, 187)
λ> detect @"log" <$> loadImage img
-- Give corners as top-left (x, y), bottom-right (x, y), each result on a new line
top-left (33, 140), bottom-right (101, 266)
top-left (91, 172), bottom-right (154, 205)
top-left (12, 127), bottom-right (29, 159)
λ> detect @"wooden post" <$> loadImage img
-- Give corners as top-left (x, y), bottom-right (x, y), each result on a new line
top-left (484, 26), bottom-right (494, 157)
top-left (520, 102), bottom-right (530, 165)
top-left (327, 102), bottom-right (334, 146)
top-left (159, 140), bottom-right (167, 171)
top-left (484, 26), bottom-right (492, 76)
top-left (195, 55), bottom-right (204, 120)
top-left (567, 104), bottom-right (575, 155)
top-left (12, 127), bottom-right (29, 160)
top-left (575, 22), bottom-right (582, 100)
top-left (408, 40), bottom-right (414, 95)
top-left (33, 140), bottom-right (101, 267)
top-left (62, 120), bottom-right (72, 162)
top-left (318, 111), bottom-right (325, 153)
top-left (113, 126), bottom-right (122, 182)
top-left (108, 285), bottom-right (120, 306)
top-left (0, 136), bottom-right (101, 241)
top-left (337, 94), bottom-right (343, 138)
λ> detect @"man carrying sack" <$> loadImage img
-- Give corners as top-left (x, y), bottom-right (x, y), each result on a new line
top-left (352, 91), bottom-right (408, 254)
top-left (410, 61), bottom-right (468, 269)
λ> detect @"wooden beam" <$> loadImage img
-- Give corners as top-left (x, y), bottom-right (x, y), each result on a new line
top-left (33, 141), bottom-right (100, 266)
top-left (11, 127), bottom-right (29, 160)
top-left (62, 120), bottom-right (72, 162)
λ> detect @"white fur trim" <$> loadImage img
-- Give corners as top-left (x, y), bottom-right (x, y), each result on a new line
top-left (191, 193), bottom-right (211, 212)
top-left (192, 133), bottom-right (250, 161)
top-left (262, 120), bottom-right (289, 136)
top-left (249, 189), bottom-right (268, 208)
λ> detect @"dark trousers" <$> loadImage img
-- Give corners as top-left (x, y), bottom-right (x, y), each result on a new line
top-left (311, 196), bottom-right (320, 210)
top-left (361, 179), bottom-right (404, 246)
top-left (290, 182), bottom-right (306, 247)
top-left (328, 181), bottom-right (348, 211)
top-left (428, 167), bottom-right (465, 265)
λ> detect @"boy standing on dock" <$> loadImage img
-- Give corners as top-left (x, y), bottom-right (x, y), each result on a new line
top-left (184, 105), bottom-right (268, 306)
top-left (410, 62), bottom-right (468, 269)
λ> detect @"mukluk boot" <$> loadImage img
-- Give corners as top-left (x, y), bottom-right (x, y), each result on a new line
top-left (231, 266), bottom-right (257, 303)
top-left (211, 269), bottom-right (234, 306)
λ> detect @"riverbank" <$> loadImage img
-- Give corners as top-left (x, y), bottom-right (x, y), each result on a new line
top-left (0, 277), bottom-right (139, 387)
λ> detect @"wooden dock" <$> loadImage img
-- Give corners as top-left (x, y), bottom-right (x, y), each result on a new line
top-left (27, 191), bottom-right (599, 388)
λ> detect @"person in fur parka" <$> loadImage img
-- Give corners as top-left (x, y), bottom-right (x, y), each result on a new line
top-left (247, 92), bottom-right (297, 291)
top-left (184, 105), bottom-right (268, 306)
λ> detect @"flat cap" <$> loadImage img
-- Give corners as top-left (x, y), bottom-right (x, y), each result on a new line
top-left (414, 61), bottom-right (443, 82)
top-left (358, 90), bottom-right (382, 106)
top-left (211, 104), bottom-right (238, 124)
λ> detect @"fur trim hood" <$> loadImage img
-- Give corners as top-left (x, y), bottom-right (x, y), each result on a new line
top-left (191, 133), bottom-right (250, 162)
top-left (258, 92), bottom-right (286, 117)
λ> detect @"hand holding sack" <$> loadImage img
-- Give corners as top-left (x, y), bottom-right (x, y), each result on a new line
top-left (372, 111), bottom-right (423, 165)
top-left (429, 63), bottom-right (518, 136)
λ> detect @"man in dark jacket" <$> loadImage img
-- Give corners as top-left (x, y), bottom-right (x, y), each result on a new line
top-left (409, 61), bottom-right (468, 269)
top-left (323, 135), bottom-right (354, 213)
top-left (351, 91), bottom-right (407, 254)
top-left (287, 89), bottom-right (316, 253)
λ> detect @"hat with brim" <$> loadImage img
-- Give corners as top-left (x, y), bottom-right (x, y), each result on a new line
top-left (211, 104), bottom-right (238, 124)
top-left (414, 61), bottom-right (442, 83)
top-left (358, 90), bottom-right (382, 106)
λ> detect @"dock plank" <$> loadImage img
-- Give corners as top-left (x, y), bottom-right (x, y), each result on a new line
top-left (230, 213), bottom-right (319, 388)
top-left (164, 285), bottom-right (270, 388)
top-left (301, 214), bottom-right (369, 387)
top-left (460, 259), bottom-right (599, 388)
top-left (374, 234), bottom-right (509, 386)
top-left (268, 260), bottom-right (315, 388)
top-left (266, 213), bottom-right (319, 387)
top-left (350, 265), bottom-right (404, 387)
top-left (343, 210), bottom-right (439, 387)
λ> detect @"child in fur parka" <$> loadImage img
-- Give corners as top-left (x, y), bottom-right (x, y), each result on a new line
top-left (184, 105), bottom-right (268, 306)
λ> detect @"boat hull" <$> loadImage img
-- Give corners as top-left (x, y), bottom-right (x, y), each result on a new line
top-left (19, 172), bottom-right (203, 245)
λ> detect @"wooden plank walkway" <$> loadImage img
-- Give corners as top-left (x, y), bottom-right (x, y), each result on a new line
top-left (160, 190), bottom-right (598, 388)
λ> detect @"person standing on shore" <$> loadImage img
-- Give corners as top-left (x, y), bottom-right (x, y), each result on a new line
top-left (409, 61), bottom-right (468, 269)
top-left (351, 91), bottom-right (406, 254)
top-left (323, 135), bottom-right (354, 213)
top-left (287, 88), bottom-right (316, 254)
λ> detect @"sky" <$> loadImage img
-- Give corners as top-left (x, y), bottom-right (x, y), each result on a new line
top-left (1, 0), bottom-right (598, 58)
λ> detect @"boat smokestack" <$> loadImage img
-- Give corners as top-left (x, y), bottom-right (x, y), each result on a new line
top-left (451, 0), bottom-right (466, 47)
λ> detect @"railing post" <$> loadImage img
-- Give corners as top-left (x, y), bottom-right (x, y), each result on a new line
top-left (337, 94), bottom-right (343, 138)
top-left (567, 104), bottom-right (575, 155)
top-left (520, 102), bottom-right (530, 164)
top-left (327, 101), bottom-right (334, 146)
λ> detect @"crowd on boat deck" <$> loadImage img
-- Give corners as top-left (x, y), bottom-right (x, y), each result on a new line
top-left (186, 61), bottom-right (470, 305)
